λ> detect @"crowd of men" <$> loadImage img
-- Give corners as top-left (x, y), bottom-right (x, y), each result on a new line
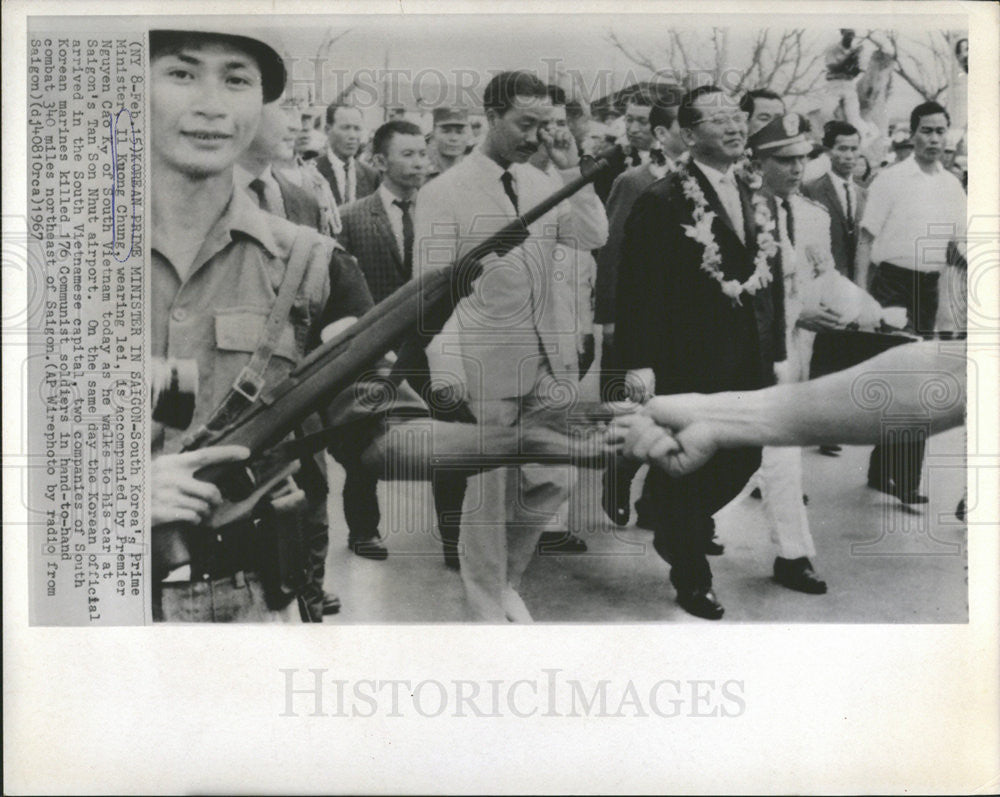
top-left (149, 25), bottom-right (968, 623)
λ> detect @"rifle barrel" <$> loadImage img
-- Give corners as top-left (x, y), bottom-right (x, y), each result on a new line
top-left (190, 151), bottom-right (617, 495)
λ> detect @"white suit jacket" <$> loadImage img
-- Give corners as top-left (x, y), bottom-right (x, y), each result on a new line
top-left (414, 149), bottom-right (608, 400)
top-left (779, 193), bottom-right (836, 381)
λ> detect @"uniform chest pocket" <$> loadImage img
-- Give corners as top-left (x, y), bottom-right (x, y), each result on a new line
top-left (211, 310), bottom-right (303, 409)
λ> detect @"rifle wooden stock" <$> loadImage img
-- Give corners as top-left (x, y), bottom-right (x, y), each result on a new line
top-left (187, 153), bottom-right (615, 499)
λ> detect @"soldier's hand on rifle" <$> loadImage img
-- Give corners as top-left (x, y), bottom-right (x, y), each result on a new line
top-left (540, 123), bottom-right (580, 170)
top-left (151, 446), bottom-right (250, 526)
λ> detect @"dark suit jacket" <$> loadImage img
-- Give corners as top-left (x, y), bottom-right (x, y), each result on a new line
top-left (615, 161), bottom-right (785, 396)
top-left (594, 163), bottom-right (661, 324)
top-left (314, 154), bottom-right (381, 207)
top-left (802, 172), bottom-right (867, 280)
top-left (337, 192), bottom-right (410, 305)
top-left (272, 169), bottom-right (324, 232)
top-left (593, 146), bottom-right (644, 205)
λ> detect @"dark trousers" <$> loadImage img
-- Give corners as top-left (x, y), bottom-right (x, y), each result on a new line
top-left (343, 466), bottom-right (380, 543)
top-left (648, 447), bottom-right (761, 592)
top-left (427, 396), bottom-right (476, 552)
top-left (397, 347), bottom-right (474, 552)
top-left (292, 449), bottom-right (333, 622)
top-left (433, 471), bottom-right (468, 552)
top-left (866, 263), bottom-right (940, 493)
top-left (599, 333), bottom-right (657, 523)
top-left (299, 496), bottom-right (330, 622)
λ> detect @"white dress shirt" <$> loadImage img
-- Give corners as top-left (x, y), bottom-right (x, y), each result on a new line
top-left (861, 156), bottom-right (966, 272)
top-left (326, 146), bottom-right (356, 203)
top-left (377, 183), bottom-right (412, 261)
top-left (826, 168), bottom-right (857, 225)
top-left (693, 158), bottom-right (745, 243)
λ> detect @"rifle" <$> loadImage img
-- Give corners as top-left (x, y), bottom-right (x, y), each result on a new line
top-left (182, 149), bottom-right (623, 507)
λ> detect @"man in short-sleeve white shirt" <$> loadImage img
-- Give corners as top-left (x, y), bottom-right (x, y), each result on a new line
top-left (855, 100), bottom-right (966, 505)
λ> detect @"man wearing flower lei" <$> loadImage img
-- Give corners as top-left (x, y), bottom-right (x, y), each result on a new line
top-left (614, 85), bottom-right (787, 620)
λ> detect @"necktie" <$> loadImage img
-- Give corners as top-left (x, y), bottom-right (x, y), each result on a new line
top-left (500, 170), bottom-right (519, 214)
top-left (781, 197), bottom-right (796, 247)
top-left (338, 158), bottom-right (355, 204)
top-left (721, 172), bottom-right (744, 243)
top-left (393, 198), bottom-right (414, 277)
top-left (248, 178), bottom-right (271, 213)
top-left (843, 178), bottom-right (857, 258)
top-left (843, 178), bottom-right (854, 228)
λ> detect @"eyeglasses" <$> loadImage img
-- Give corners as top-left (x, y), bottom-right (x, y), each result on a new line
top-left (693, 111), bottom-right (749, 127)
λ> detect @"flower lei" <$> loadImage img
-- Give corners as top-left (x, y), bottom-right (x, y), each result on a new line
top-left (679, 155), bottom-right (778, 305)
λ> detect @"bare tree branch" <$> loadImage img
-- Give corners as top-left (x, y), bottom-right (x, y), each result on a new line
top-left (333, 74), bottom-right (361, 106)
top-left (606, 30), bottom-right (658, 75)
top-left (863, 29), bottom-right (949, 101)
top-left (736, 29), bottom-right (769, 92)
top-left (671, 29), bottom-right (691, 80)
top-left (711, 27), bottom-right (724, 83)
top-left (316, 28), bottom-right (353, 61)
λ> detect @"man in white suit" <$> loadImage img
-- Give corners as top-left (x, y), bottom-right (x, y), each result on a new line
top-left (414, 71), bottom-right (608, 621)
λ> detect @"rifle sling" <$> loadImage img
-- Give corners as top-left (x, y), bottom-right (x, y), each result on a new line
top-left (181, 228), bottom-right (320, 449)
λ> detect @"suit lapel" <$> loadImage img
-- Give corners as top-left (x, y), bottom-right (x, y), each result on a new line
top-left (821, 173), bottom-right (848, 229)
top-left (738, 180), bottom-right (757, 256)
top-left (369, 194), bottom-right (405, 274)
top-left (316, 155), bottom-right (343, 206)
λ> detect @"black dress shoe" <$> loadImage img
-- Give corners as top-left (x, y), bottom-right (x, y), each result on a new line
top-left (705, 536), bottom-right (725, 556)
top-left (442, 543), bottom-right (460, 570)
top-left (537, 531), bottom-right (588, 554)
top-left (818, 445), bottom-right (842, 457)
top-left (349, 539), bottom-right (388, 560)
top-left (868, 478), bottom-right (929, 505)
top-left (634, 512), bottom-right (656, 531)
top-left (676, 588), bottom-right (725, 620)
top-left (322, 592), bottom-right (342, 615)
top-left (773, 557), bottom-right (827, 594)
top-left (867, 476), bottom-right (892, 494)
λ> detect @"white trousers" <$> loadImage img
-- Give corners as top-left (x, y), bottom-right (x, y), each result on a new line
top-left (758, 445), bottom-right (816, 560)
top-left (460, 392), bottom-right (574, 621)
